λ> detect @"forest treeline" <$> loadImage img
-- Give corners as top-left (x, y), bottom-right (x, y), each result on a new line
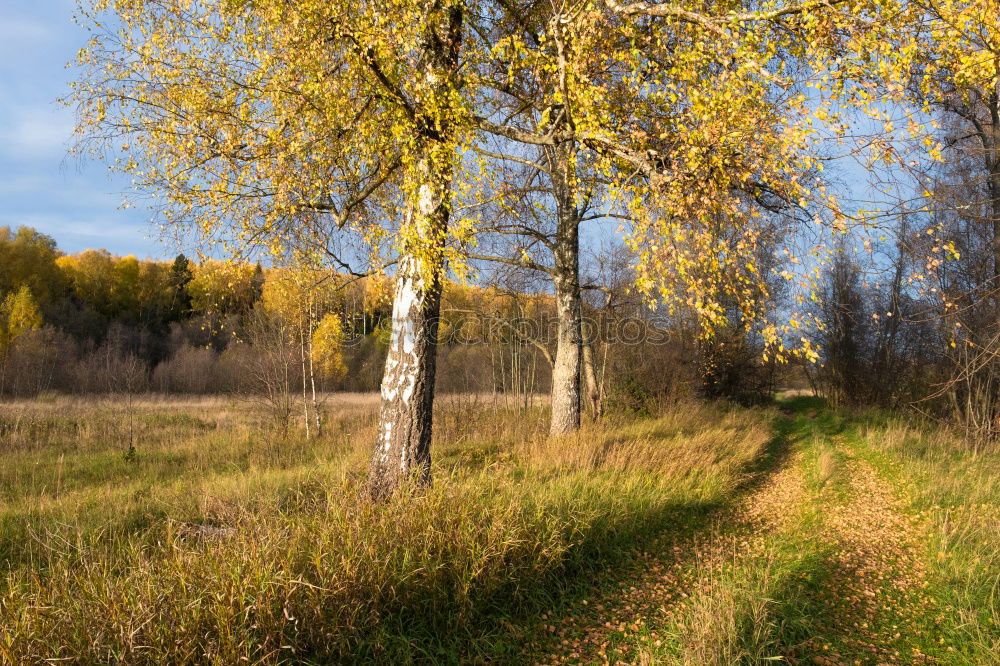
top-left (5, 205), bottom-right (1000, 442)
top-left (3, 226), bottom-right (769, 412)
top-left (0, 228), bottom-right (362, 396)
top-left (0, 226), bottom-right (365, 399)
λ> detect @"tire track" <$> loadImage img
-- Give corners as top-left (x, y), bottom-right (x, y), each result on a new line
top-left (791, 456), bottom-right (939, 664)
top-left (530, 450), bottom-right (808, 665)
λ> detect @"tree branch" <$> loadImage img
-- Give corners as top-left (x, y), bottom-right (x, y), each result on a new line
top-left (465, 251), bottom-right (554, 275)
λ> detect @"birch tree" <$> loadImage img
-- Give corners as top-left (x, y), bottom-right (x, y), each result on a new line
top-left (470, 0), bottom-right (824, 431)
top-left (71, 0), bottom-right (472, 497)
top-left (70, 0), bottom-right (994, 493)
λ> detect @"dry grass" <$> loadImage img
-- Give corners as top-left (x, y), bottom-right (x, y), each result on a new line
top-left (524, 403), bottom-right (770, 474)
top-left (815, 445), bottom-right (838, 488)
top-left (664, 549), bottom-right (786, 665)
top-left (0, 394), bottom-right (770, 664)
top-left (4, 395), bottom-right (994, 664)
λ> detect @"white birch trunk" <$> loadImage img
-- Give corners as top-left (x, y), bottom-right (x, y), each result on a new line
top-left (366, 1), bottom-right (460, 498)
top-left (299, 320), bottom-right (311, 440)
top-left (308, 296), bottom-right (321, 436)
top-left (367, 157), bottom-right (449, 499)
top-left (548, 141), bottom-right (583, 435)
top-left (550, 270), bottom-right (582, 434)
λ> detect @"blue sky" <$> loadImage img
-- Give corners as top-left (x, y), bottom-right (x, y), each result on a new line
top-left (0, 2), bottom-right (909, 268)
top-left (0, 1), bottom-right (174, 258)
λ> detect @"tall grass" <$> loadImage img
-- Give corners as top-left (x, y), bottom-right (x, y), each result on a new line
top-left (0, 397), bottom-right (770, 663)
top-left (853, 415), bottom-right (1000, 662)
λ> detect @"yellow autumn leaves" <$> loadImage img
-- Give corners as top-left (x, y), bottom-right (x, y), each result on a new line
top-left (69, 0), bottom-right (999, 359)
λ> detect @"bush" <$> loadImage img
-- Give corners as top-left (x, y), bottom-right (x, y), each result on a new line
top-left (152, 345), bottom-right (217, 393)
top-left (1, 326), bottom-right (77, 396)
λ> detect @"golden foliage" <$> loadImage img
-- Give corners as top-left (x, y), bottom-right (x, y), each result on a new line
top-left (311, 313), bottom-right (348, 381)
top-left (0, 286), bottom-right (43, 353)
top-left (70, 0), bottom-right (999, 360)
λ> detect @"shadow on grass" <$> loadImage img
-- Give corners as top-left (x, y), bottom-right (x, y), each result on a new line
top-left (736, 399), bottom-right (941, 664)
top-left (398, 408), bottom-right (806, 665)
top-left (754, 539), bottom-right (938, 664)
top-left (362, 498), bottom-right (727, 665)
top-left (750, 542), bottom-right (844, 659)
top-left (0, 406), bottom-right (813, 666)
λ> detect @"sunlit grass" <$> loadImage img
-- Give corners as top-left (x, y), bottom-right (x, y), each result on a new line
top-left (0, 396), bottom-right (769, 663)
top-left (849, 413), bottom-right (1000, 663)
top-left (3, 395), bottom-right (996, 664)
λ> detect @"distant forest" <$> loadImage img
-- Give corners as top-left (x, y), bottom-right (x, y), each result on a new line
top-left (1, 225), bottom-right (729, 411)
top-left (3, 220), bottom-right (998, 442)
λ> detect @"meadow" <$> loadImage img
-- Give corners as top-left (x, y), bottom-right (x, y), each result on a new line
top-left (0, 394), bottom-right (997, 664)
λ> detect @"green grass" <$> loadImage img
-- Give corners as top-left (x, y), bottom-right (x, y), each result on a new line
top-left (2, 394), bottom-right (997, 664)
top-left (0, 396), bottom-right (772, 664)
top-left (845, 411), bottom-right (1000, 663)
top-left (537, 397), bottom-right (998, 665)
top-left (755, 399), bottom-right (998, 665)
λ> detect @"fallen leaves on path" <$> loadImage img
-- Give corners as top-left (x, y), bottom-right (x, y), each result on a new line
top-left (531, 454), bottom-right (807, 665)
top-left (528, 437), bottom-right (951, 666)
top-left (793, 459), bottom-right (939, 664)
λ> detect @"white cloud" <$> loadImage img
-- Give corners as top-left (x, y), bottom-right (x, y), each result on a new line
top-left (0, 6), bottom-right (171, 257)
top-left (0, 210), bottom-right (163, 256)
top-left (0, 174), bottom-right (128, 212)
top-left (0, 212), bottom-right (142, 238)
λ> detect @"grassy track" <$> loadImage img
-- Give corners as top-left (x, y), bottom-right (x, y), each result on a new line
top-left (0, 395), bottom-right (996, 664)
top-left (529, 398), bottom-right (999, 665)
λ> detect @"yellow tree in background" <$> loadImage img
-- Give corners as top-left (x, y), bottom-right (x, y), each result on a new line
top-left (262, 265), bottom-right (345, 437)
top-left (57, 250), bottom-right (116, 316)
top-left (0, 286), bottom-right (44, 394)
top-left (0, 227), bottom-right (64, 309)
top-left (312, 314), bottom-right (348, 384)
top-left (187, 260), bottom-right (262, 317)
top-left (0, 286), bottom-right (43, 354)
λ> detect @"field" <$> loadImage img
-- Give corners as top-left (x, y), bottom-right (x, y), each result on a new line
top-left (0, 394), bottom-right (998, 664)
